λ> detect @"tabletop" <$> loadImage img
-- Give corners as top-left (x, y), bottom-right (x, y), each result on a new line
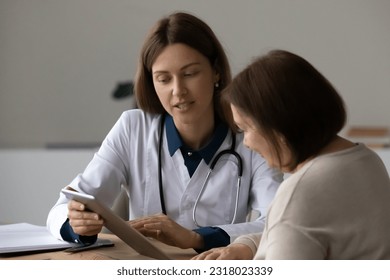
top-left (0, 233), bottom-right (197, 260)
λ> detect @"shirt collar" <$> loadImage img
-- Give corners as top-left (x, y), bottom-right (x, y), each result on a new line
top-left (165, 114), bottom-right (228, 164)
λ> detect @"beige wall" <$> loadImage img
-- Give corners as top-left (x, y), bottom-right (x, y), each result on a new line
top-left (1, 0), bottom-right (390, 148)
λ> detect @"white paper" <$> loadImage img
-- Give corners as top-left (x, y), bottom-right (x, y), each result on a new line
top-left (0, 223), bottom-right (73, 254)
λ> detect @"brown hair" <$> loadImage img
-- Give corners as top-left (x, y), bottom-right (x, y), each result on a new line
top-left (134, 12), bottom-right (232, 125)
top-left (223, 49), bottom-right (346, 171)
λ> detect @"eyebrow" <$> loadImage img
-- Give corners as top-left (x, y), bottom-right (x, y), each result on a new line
top-left (152, 62), bottom-right (201, 75)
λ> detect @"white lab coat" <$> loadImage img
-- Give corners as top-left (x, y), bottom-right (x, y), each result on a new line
top-left (47, 109), bottom-right (283, 242)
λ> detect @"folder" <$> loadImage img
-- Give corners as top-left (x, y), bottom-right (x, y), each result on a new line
top-left (0, 223), bottom-right (73, 254)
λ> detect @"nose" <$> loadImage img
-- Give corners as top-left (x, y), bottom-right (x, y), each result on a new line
top-left (172, 77), bottom-right (187, 96)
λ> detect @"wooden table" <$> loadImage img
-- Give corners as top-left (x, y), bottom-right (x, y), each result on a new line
top-left (0, 233), bottom-right (197, 260)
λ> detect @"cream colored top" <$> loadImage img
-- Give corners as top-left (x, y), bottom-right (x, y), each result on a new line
top-left (234, 144), bottom-right (390, 259)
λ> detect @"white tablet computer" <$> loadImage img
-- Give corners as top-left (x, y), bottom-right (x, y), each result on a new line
top-left (61, 188), bottom-right (171, 260)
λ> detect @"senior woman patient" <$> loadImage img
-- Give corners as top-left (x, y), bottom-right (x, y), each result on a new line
top-left (193, 49), bottom-right (390, 260)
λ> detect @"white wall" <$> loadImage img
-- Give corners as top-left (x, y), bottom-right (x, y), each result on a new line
top-left (1, 148), bottom-right (389, 225)
top-left (0, 149), bottom-right (96, 225)
top-left (1, 0), bottom-right (390, 148)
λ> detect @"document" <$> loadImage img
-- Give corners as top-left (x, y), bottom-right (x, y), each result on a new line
top-left (0, 223), bottom-right (73, 254)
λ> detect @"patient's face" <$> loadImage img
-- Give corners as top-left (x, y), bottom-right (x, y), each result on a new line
top-left (231, 104), bottom-right (290, 170)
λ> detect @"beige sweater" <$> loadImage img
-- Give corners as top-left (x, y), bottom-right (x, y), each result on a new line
top-left (234, 144), bottom-right (390, 259)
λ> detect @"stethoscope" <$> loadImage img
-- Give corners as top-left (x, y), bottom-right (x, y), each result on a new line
top-left (158, 114), bottom-right (243, 227)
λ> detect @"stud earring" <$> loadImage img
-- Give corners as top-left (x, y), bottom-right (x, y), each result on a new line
top-left (214, 82), bottom-right (219, 88)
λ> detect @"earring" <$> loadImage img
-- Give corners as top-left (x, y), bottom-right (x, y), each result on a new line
top-left (214, 82), bottom-right (219, 89)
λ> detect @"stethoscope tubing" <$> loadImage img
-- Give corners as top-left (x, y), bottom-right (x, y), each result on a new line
top-left (158, 114), bottom-right (243, 227)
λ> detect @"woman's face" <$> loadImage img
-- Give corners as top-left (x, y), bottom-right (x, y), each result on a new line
top-left (152, 43), bottom-right (219, 128)
top-left (231, 104), bottom-right (290, 170)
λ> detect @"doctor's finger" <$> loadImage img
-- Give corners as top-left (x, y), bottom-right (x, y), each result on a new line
top-left (68, 200), bottom-right (86, 211)
top-left (127, 219), bottom-right (149, 231)
top-left (143, 221), bottom-right (163, 230)
top-left (137, 227), bottom-right (162, 239)
top-left (69, 217), bottom-right (104, 227)
top-left (128, 215), bottom-right (167, 229)
top-left (136, 214), bottom-right (169, 224)
top-left (68, 208), bottom-right (100, 221)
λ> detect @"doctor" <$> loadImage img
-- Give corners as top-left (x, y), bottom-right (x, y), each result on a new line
top-left (46, 12), bottom-right (282, 252)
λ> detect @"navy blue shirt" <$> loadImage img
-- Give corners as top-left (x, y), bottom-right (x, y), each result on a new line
top-left (165, 114), bottom-right (228, 176)
top-left (60, 114), bottom-right (231, 252)
top-left (165, 114), bottom-right (230, 251)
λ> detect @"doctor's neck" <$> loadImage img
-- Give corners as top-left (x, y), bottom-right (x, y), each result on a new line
top-left (175, 117), bottom-right (215, 151)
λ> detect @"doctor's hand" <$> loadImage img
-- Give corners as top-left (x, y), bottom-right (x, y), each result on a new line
top-left (67, 200), bottom-right (104, 236)
top-left (191, 243), bottom-right (254, 260)
top-left (128, 214), bottom-right (204, 250)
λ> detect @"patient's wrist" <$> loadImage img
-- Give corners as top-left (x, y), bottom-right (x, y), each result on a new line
top-left (229, 243), bottom-right (254, 259)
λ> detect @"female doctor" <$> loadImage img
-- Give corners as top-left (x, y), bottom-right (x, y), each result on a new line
top-left (46, 12), bottom-right (282, 252)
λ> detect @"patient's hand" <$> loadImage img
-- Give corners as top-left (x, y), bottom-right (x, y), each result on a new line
top-left (191, 243), bottom-right (253, 260)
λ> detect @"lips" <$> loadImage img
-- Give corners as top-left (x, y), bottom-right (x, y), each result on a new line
top-left (174, 101), bottom-right (194, 110)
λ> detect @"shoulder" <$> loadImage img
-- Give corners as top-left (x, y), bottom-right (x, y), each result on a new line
top-left (302, 143), bottom-right (385, 180)
top-left (271, 144), bottom-right (385, 218)
top-left (119, 109), bottom-right (160, 125)
top-left (114, 109), bottom-right (162, 132)
top-left (103, 109), bottom-right (162, 146)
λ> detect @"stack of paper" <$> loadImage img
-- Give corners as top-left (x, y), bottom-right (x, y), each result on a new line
top-left (0, 223), bottom-right (73, 254)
